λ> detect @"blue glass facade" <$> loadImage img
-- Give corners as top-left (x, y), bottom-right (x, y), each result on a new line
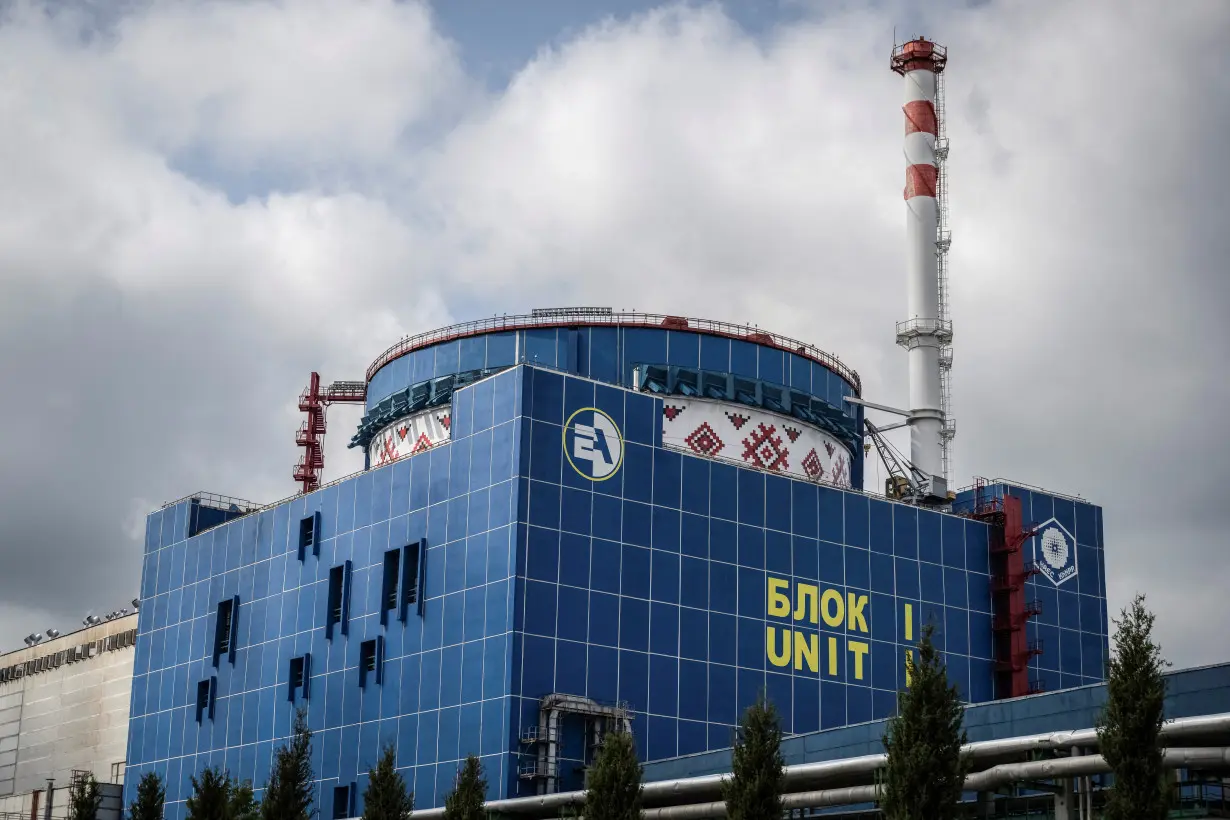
top-left (127, 360), bottom-right (1108, 818)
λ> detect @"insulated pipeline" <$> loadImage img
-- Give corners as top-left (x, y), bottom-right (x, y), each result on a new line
top-left (402, 713), bottom-right (1230, 820)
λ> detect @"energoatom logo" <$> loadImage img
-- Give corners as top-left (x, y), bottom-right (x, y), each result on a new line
top-left (1033, 517), bottom-right (1078, 587)
top-left (563, 407), bottom-right (623, 481)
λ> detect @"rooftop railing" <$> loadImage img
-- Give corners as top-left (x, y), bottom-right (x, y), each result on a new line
top-left (365, 310), bottom-right (861, 393)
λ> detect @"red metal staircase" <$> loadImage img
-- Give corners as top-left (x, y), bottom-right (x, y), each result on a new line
top-left (293, 373), bottom-right (367, 494)
top-left (972, 485), bottom-right (1043, 698)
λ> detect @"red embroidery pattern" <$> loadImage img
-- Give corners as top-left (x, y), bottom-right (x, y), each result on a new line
top-left (784, 426), bottom-right (802, 443)
top-left (741, 423), bottom-right (789, 472)
top-left (684, 422), bottom-right (724, 457)
top-left (438, 413), bottom-right (451, 431)
top-left (802, 448), bottom-right (823, 480)
top-left (663, 404), bottom-right (686, 422)
top-left (726, 412), bottom-right (750, 430)
top-left (830, 453), bottom-right (849, 486)
top-left (377, 434), bottom-right (399, 466)
top-left (411, 433), bottom-right (433, 454)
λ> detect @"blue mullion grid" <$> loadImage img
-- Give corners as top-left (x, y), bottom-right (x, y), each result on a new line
top-left (139, 419), bottom-right (504, 803)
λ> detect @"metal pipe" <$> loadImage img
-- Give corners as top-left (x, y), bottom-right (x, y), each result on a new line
top-left (639, 786), bottom-right (884, 820)
top-left (1071, 745), bottom-right (1083, 820)
top-left (404, 712), bottom-right (1230, 819)
top-left (638, 748), bottom-right (1230, 820)
top-left (547, 708), bottom-right (561, 795)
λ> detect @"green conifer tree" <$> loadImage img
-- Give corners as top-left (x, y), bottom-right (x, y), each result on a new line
top-left (442, 755), bottom-right (486, 820)
top-left (721, 693), bottom-right (784, 820)
top-left (362, 744), bottom-right (414, 820)
top-left (67, 772), bottom-right (103, 820)
top-left (260, 706), bottom-right (316, 820)
top-left (229, 780), bottom-right (261, 820)
top-left (881, 623), bottom-right (969, 820)
top-left (186, 767), bottom-right (234, 820)
top-left (584, 729), bottom-right (642, 820)
top-left (128, 770), bottom-right (166, 820)
top-left (1097, 593), bottom-right (1170, 820)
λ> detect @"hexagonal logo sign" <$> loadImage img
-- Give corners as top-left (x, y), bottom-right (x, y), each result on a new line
top-left (1032, 517), bottom-right (1078, 587)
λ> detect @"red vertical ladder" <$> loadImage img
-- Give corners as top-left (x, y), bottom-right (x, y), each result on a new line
top-left (977, 494), bottom-right (1043, 698)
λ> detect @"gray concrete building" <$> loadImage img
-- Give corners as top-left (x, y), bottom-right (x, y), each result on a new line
top-left (0, 613), bottom-right (136, 818)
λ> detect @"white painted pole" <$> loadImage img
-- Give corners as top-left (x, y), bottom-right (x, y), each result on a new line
top-left (892, 39), bottom-right (949, 488)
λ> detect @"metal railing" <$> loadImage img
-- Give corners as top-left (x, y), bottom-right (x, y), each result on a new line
top-left (160, 490), bottom-right (261, 512)
top-left (953, 476), bottom-right (1088, 504)
top-left (894, 318), bottom-right (953, 343)
top-left (365, 310), bottom-right (861, 393)
top-left (1172, 780), bottom-right (1228, 815)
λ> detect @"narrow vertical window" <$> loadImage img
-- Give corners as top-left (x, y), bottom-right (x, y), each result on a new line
top-left (195, 677), bottom-right (216, 723)
top-left (332, 784), bottom-right (355, 820)
top-left (358, 637), bottom-right (384, 689)
top-left (212, 597), bottom-right (239, 667)
top-left (325, 561), bottom-right (352, 639)
top-left (380, 549), bottom-right (400, 627)
top-left (288, 653), bottom-right (311, 702)
top-left (399, 539), bottom-right (426, 622)
top-left (298, 512), bottom-right (321, 561)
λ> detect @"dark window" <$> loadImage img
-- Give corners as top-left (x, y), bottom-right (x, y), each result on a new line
top-left (298, 512), bottom-right (321, 561)
top-left (325, 561), bottom-right (352, 640)
top-left (380, 549), bottom-right (400, 627)
top-left (212, 597), bottom-right (239, 667)
top-left (332, 784), bottom-right (355, 820)
top-left (288, 653), bottom-right (311, 702)
top-left (399, 540), bottom-right (425, 621)
top-left (359, 637), bottom-right (384, 689)
top-left (195, 677), bottom-right (216, 723)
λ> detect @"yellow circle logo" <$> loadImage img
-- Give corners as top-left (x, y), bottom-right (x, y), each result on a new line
top-left (562, 407), bottom-right (624, 481)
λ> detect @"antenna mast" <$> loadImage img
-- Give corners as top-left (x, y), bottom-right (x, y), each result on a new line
top-left (935, 55), bottom-right (955, 485)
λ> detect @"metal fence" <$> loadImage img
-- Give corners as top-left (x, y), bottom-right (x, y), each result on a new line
top-left (364, 310), bottom-right (863, 392)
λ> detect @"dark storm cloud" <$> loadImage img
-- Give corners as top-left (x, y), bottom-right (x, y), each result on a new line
top-left (0, 276), bottom-right (314, 624)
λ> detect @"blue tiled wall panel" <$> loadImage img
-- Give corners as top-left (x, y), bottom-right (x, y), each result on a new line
top-left (952, 483), bottom-right (1110, 693)
top-left (131, 365), bottom-right (1108, 816)
top-left (128, 368), bottom-right (524, 819)
top-left (499, 368), bottom-right (1102, 799)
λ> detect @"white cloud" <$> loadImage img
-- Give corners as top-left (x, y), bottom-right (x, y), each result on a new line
top-left (103, 0), bottom-right (468, 169)
top-left (0, 0), bottom-right (1226, 673)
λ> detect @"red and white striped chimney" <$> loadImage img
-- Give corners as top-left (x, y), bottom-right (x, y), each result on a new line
top-left (891, 38), bottom-right (949, 490)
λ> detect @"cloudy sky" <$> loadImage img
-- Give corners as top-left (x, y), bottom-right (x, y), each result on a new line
top-left (0, 0), bottom-right (1226, 672)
